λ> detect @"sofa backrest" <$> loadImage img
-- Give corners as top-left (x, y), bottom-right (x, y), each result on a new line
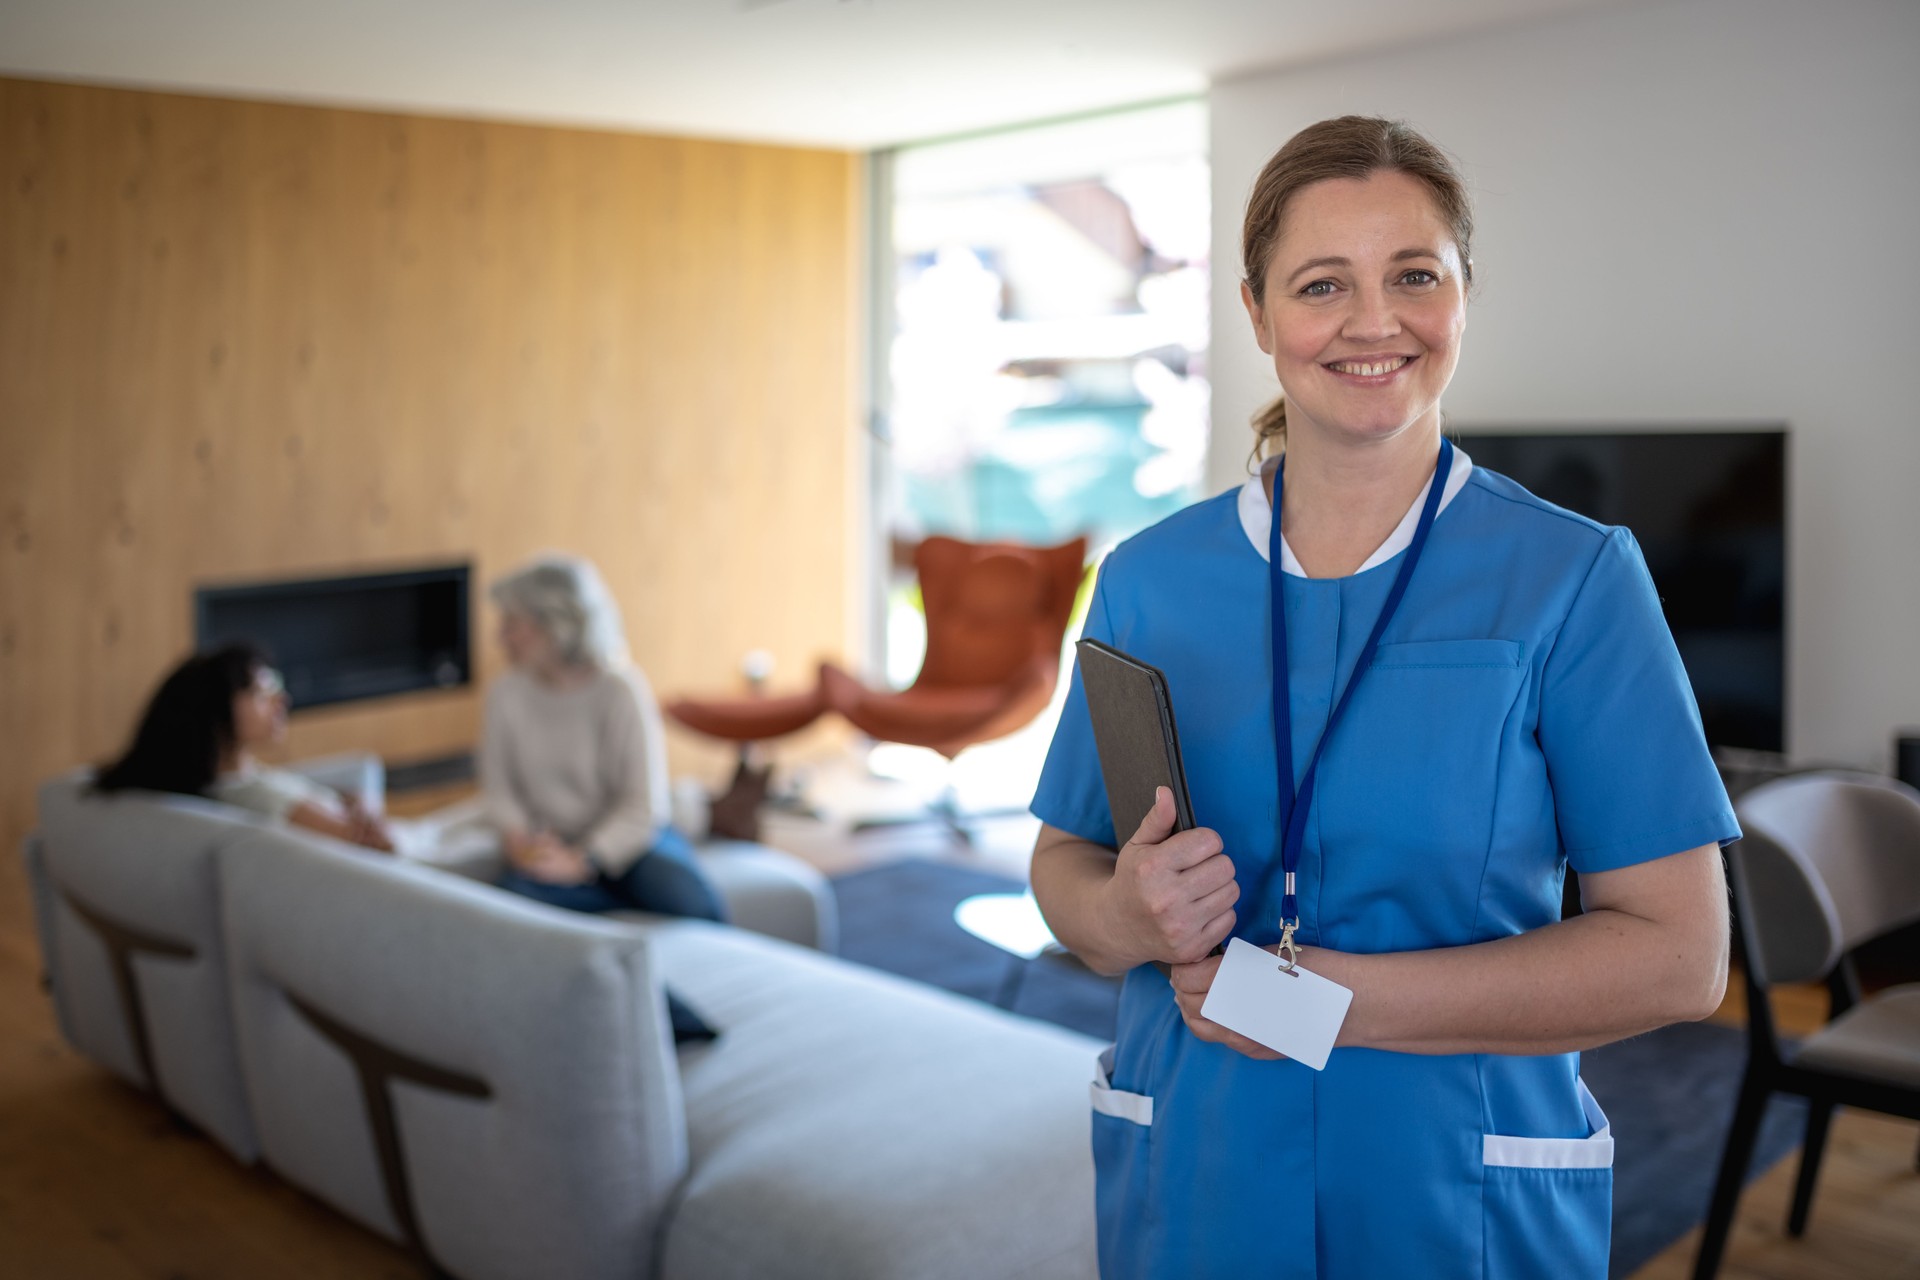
top-left (219, 829), bottom-right (689, 1280)
top-left (31, 773), bottom-right (263, 1161)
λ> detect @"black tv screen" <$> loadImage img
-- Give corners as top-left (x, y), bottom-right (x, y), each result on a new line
top-left (1452, 428), bottom-right (1786, 753)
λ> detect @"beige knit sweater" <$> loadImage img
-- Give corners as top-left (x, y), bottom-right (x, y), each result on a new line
top-left (479, 665), bottom-right (671, 875)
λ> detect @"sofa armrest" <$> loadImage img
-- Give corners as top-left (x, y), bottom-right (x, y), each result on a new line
top-left (286, 752), bottom-right (385, 811)
top-left (394, 796), bottom-right (506, 882)
top-left (694, 841), bottom-right (838, 953)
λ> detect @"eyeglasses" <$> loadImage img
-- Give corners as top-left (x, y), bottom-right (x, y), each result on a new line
top-left (254, 667), bottom-right (286, 697)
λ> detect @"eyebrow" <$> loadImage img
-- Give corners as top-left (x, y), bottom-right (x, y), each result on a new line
top-left (1286, 247), bottom-right (1442, 285)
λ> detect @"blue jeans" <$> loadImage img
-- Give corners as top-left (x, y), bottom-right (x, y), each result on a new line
top-left (497, 826), bottom-right (729, 922)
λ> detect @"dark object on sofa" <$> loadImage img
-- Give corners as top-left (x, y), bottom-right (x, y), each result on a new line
top-left (667, 992), bottom-right (719, 1043)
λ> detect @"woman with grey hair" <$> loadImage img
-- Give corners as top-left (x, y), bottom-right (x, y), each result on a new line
top-left (482, 555), bottom-right (727, 924)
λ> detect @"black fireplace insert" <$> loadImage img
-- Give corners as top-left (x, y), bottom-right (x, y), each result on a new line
top-left (194, 564), bottom-right (472, 710)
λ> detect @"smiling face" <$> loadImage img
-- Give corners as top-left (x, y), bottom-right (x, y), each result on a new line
top-left (1241, 169), bottom-right (1468, 452)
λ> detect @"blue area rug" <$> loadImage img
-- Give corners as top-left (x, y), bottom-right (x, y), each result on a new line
top-left (832, 859), bottom-right (1123, 1040)
top-left (831, 858), bottom-right (1807, 1277)
top-left (1583, 1021), bottom-right (1807, 1276)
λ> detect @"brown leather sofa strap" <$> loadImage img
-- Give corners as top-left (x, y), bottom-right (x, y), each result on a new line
top-left (286, 992), bottom-right (491, 1278)
top-left (59, 890), bottom-right (196, 1101)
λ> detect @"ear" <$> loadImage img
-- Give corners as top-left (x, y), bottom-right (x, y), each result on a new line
top-left (1239, 280), bottom-right (1273, 356)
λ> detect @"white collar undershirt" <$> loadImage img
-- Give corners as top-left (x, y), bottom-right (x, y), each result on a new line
top-left (1237, 447), bottom-right (1475, 577)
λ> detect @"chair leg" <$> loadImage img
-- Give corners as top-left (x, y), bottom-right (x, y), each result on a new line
top-left (1692, 1073), bottom-right (1771, 1280)
top-left (1786, 1099), bottom-right (1834, 1238)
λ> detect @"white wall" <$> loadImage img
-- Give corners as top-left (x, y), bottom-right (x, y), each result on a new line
top-left (1208, 0), bottom-right (1920, 769)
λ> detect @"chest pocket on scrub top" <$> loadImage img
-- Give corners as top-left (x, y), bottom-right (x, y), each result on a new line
top-left (1316, 638), bottom-right (1526, 952)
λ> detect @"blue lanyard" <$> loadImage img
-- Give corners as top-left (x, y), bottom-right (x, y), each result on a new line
top-left (1269, 439), bottom-right (1454, 952)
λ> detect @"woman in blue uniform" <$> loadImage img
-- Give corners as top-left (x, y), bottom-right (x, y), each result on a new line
top-left (1029, 116), bottom-right (1737, 1280)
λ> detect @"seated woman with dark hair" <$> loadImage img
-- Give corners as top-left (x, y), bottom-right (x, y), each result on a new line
top-left (95, 643), bottom-right (396, 853)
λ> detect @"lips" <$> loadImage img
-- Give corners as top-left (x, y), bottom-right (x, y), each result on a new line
top-left (1325, 355), bottom-right (1415, 378)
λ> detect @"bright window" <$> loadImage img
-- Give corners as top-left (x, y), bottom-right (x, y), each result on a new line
top-left (881, 102), bottom-right (1211, 689)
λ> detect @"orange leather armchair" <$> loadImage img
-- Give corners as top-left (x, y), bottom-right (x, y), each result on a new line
top-left (664, 536), bottom-right (1086, 841)
top-left (820, 535), bottom-right (1088, 758)
top-left (666, 535), bottom-right (1087, 758)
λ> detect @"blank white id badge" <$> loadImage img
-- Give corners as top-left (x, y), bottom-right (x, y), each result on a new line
top-left (1199, 937), bottom-right (1353, 1071)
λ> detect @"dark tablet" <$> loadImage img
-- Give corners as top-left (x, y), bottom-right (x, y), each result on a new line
top-left (1075, 638), bottom-right (1197, 847)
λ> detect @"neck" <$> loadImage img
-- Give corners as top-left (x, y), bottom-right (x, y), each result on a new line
top-left (533, 660), bottom-right (595, 690)
top-left (219, 745), bottom-right (251, 776)
top-left (1267, 419), bottom-right (1443, 578)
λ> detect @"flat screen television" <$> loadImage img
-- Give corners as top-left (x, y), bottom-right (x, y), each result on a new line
top-left (1451, 428), bottom-right (1786, 753)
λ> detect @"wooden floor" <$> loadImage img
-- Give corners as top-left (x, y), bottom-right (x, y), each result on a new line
top-left (5, 796), bottom-right (1918, 1279)
top-left (1645, 984), bottom-right (1920, 1280)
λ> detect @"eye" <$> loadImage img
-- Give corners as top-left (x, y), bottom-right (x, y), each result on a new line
top-left (1298, 278), bottom-right (1339, 298)
top-left (1399, 269), bottom-right (1440, 287)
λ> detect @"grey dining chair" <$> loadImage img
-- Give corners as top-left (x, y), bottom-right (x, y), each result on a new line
top-left (1693, 771), bottom-right (1920, 1280)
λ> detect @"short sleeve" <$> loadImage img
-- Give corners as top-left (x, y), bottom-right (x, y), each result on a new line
top-left (1030, 561), bottom-right (1119, 849)
top-left (1537, 528), bottom-right (1741, 873)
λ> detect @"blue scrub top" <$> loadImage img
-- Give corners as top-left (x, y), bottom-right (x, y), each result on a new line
top-left (1033, 456), bottom-right (1740, 1280)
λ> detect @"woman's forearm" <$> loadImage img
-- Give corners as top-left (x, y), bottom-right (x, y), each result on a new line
top-left (1311, 847), bottom-right (1729, 1055)
top-left (581, 806), bottom-right (664, 876)
top-left (1032, 805), bottom-right (1246, 978)
top-left (286, 800), bottom-right (393, 853)
top-left (1030, 835), bottom-right (1135, 976)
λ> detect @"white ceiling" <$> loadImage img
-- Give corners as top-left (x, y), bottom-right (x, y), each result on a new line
top-left (0, 0), bottom-right (1625, 149)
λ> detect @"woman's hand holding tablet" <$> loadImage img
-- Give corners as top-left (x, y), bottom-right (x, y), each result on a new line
top-left (1097, 786), bottom-right (1240, 968)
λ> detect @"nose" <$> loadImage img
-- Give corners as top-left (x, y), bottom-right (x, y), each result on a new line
top-left (1342, 283), bottom-right (1402, 344)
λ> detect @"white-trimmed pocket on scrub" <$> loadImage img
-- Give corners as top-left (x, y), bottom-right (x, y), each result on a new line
top-left (1482, 1078), bottom-right (1614, 1170)
top-left (1090, 1045), bottom-right (1153, 1127)
top-left (1481, 1079), bottom-right (1614, 1278)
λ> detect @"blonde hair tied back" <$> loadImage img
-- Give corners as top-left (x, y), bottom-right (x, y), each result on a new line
top-left (1249, 397), bottom-right (1288, 472)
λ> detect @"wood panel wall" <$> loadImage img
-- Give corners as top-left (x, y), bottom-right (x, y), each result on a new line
top-left (0, 77), bottom-right (863, 855)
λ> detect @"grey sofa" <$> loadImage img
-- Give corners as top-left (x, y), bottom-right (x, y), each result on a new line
top-left (24, 760), bottom-right (1102, 1280)
top-left (23, 755), bottom-right (836, 1163)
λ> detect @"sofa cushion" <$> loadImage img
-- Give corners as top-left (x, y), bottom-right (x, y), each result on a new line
top-left (402, 802), bottom-right (837, 954)
top-left (647, 919), bottom-right (1100, 1280)
top-left (33, 774), bottom-right (263, 1161)
top-left (220, 831), bottom-right (689, 1280)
